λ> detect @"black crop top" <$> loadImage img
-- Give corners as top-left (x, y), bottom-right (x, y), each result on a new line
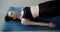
top-left (23, 7), bottom-right (34, 21)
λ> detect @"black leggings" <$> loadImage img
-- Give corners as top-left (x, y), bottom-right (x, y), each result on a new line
top-left (39, 1), bottom-right (60, 18)
top-left (39, 7), bottom-right (60, 18)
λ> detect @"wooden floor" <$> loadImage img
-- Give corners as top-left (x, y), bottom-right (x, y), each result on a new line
top-left (2, 31), bottom-right (60, 32)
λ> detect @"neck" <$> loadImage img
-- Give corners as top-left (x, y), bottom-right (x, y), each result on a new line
top-left (18, 14), bottom-right (22, 19)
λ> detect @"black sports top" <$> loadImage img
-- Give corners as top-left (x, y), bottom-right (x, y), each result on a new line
top-left (22, 1), bottom-right (60, 21)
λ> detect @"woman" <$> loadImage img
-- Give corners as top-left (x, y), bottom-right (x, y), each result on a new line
top-left (5, 0), bottom-right (59, 28)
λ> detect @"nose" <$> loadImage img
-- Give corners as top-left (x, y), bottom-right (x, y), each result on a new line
top-left (14, 13), bottom-right (19, 18)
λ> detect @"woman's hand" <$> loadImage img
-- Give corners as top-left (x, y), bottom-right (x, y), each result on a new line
top-left (48, 22), bottom-right (56, 28)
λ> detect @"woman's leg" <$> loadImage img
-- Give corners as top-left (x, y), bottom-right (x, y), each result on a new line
top-left (38, 0), bottom-right (60, 18)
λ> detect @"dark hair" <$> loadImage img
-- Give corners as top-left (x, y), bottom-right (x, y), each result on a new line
top-left (5, 14), bottom-right (21, 22)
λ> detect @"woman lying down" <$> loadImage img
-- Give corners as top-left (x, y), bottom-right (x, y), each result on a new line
top-left (5, 0), bottom-right (60, 28)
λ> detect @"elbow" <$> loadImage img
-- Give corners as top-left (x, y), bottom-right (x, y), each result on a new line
top-left (21, 21), bottom-right (29, 25)
top-left (21, 18), bottom-right (31, 25)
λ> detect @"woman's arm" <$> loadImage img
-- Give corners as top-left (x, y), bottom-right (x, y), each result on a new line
top-left (21, 18), bottom-right (56, 28)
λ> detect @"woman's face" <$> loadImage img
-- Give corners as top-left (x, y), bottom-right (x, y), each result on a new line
top-left (8, 11), bottom-right (21, 20)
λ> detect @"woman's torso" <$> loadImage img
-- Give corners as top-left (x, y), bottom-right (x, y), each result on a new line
top-left (22, 0), bottom-right (60, 21)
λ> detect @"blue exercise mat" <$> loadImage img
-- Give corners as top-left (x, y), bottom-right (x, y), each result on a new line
top-left (2, 7), bottom-right (60, 31)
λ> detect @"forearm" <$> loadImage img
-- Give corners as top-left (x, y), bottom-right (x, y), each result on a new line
top-left (35, 22), bottom-right (49, 26)
top-left (25, 21), bottom-right (48, 26)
